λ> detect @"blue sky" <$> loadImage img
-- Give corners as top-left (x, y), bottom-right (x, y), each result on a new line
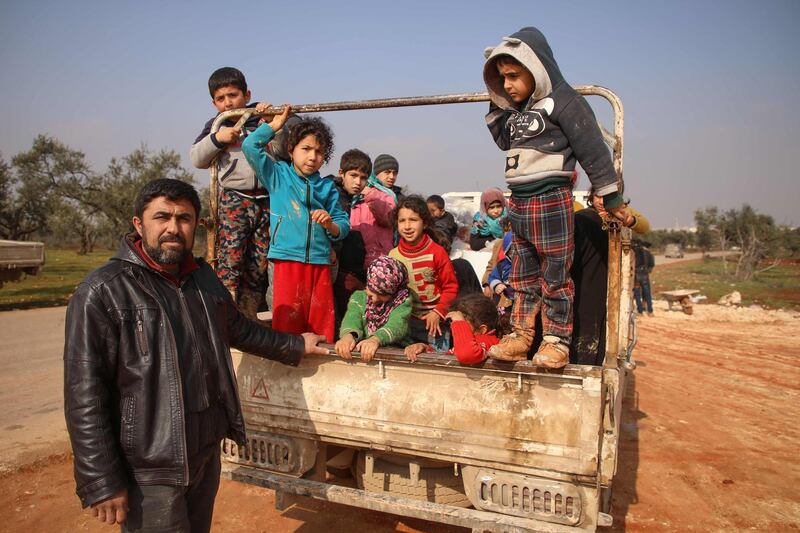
top-left (1, 0), bottom-right (799, 228)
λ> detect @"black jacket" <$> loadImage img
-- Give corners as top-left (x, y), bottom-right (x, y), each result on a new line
top-left (634, 245), bottom-right (655, 274)
top-left (571, 209), bottom-right (609, 366)
top-left (64, 236), bottom-right (305, 508)
top-left (332, 181), bottom-right (367, 281)
top-left (432, 211), bottom-right (459, 245)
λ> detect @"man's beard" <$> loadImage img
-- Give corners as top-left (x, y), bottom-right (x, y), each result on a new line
top-left (142, 234), bottom-right (190, 265)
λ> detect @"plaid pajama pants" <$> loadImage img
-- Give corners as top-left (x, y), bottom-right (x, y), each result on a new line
top-left (508, 186), bottom-right (575, 342)
top-left (215, 188), bottom-right (270, 296)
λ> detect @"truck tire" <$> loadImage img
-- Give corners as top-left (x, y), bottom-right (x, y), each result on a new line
top-left (355, 451), bottom-right (471, 508)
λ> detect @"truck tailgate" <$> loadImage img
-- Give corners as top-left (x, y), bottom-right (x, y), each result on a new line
top-left (233, 350), bottom-right (603, 478)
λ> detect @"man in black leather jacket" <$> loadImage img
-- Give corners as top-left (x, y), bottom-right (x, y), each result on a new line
top-left (63, 179), bottom-right (327, 532)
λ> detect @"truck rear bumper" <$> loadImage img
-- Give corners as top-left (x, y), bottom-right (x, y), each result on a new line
top-left (222, 463), bottom-right (606, 533)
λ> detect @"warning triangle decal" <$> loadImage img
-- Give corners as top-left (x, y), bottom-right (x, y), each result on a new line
top-left (250, 377), bottom-right (270, 400)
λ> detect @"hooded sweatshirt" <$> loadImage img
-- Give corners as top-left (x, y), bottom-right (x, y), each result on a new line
top-left (191, 104), bottom-right (301, 192)
top-left (483, 27), bottom-right (621, 208)
top-left (242, 123), bottom-right (350, 264)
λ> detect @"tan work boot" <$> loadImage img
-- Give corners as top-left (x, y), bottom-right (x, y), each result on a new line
top-left (489, 301), bottom-right (540, 361)
top-left (532, 336), bottom-right (569, 369)
top-left (488, 329), bottom-right (534, 361)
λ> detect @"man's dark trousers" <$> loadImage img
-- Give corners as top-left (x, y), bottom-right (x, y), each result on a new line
top-left (634, 272), bottom-right (653, 314)
top-left (122, 443), bottom-right (221, 533)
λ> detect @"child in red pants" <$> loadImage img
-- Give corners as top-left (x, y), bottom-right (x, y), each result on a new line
top-left (243, 104), bottom-right (350, 342)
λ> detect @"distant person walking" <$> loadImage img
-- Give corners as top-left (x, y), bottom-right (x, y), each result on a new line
top-left (633, 239), bottom-right (655, 316)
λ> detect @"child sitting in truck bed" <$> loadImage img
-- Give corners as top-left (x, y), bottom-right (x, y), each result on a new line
top-left (427, 194), bottom-right (459, 245)
top-left (469, 187), bottom-right (507, 251)
top-left (389, 195), bottom-right (459, 344)
top-left (404, 293), bottom-right (500, 365)
top-left (335, 256), bottom-right (412, 362)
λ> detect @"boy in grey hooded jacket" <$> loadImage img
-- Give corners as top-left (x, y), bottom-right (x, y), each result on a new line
top-left (482, 27), bottom-right (626, 367)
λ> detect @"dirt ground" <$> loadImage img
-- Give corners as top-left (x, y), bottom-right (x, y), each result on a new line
top-left (1, 302), bottom-right (798, 532)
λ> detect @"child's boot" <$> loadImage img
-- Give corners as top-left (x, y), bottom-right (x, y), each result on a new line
top-left (488, 305), bottom-right (538, 361)
top-left (532, 335), bottom-right (569, 368)
top-left (488, 329), bottom-right (534, 361)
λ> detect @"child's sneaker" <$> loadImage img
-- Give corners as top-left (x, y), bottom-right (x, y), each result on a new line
top-left (488, 330), bottom-right (533, 361)
top-left (531, 336), bottom-right (569, 368)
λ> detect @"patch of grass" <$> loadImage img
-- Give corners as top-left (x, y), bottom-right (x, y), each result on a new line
top-left (0, 248), bottom-right (114, 311)
top-left (651, 257), bottom-right (800, 310)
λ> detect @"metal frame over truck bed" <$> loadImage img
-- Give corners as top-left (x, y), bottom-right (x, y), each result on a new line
top-left (214, 87), bottom-right (636, 532)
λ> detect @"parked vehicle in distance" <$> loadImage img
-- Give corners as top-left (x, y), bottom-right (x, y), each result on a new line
top-left (0, 240), bottom-right (45, 289)
top-left (664, 243), bottom-right (684, 258)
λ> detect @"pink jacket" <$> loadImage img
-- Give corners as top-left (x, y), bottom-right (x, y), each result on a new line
top-left (350, 186), bottom-right (396, 270)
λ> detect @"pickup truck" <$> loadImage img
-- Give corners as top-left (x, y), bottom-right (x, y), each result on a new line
top-left (0, 239), bottom-right (45, 289)
top-left (214, 86), bottom-right (636, 532)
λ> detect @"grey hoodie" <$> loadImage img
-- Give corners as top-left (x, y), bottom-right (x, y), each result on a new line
top-left (190, 106), bottom-right (299, 193)
top-left (483, 27), bottom-right (621, 207)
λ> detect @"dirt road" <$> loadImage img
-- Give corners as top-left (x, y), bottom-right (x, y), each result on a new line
top-left (0, 307), bottom-right (67, 472)
top-left (652, 250), bottom-right (734, 266)
top-left (1, 302), bottom-right (798, 532)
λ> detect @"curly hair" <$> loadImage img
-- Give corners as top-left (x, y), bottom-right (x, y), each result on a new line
top-left (390, 194), bottom-right (449, 247)
top-left (287, 116), bottom-right (335, 164)
top-left (390, 195), bottom-right (433, 229)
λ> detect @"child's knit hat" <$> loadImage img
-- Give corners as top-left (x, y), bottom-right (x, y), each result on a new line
top-left (373, 154), bottom-right (399, 175)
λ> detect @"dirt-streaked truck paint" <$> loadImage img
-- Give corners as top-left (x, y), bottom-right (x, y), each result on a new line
top-left (218, 86), bottom-right (634, 532)
top-left (222, 219), bottom-right (634, 532)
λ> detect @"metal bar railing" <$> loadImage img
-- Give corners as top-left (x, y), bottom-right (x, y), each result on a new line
top-left (203, 86), bottom-right (624, 263)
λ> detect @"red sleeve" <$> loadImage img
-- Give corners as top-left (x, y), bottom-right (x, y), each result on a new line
top-left (450, 320), bottom-right (486, 364)
top-left (432, 244), bottom-right (459, 317)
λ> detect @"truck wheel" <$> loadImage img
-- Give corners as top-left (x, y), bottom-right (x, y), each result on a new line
top-left (355, 451), bottom-right (471, 507)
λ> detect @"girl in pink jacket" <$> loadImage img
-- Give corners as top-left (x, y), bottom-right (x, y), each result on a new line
top-left (350, 154), bottom-right (399, 269)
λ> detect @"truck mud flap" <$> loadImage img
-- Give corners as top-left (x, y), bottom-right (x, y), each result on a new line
top-left (222, 463), bottom-right (597, 533)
